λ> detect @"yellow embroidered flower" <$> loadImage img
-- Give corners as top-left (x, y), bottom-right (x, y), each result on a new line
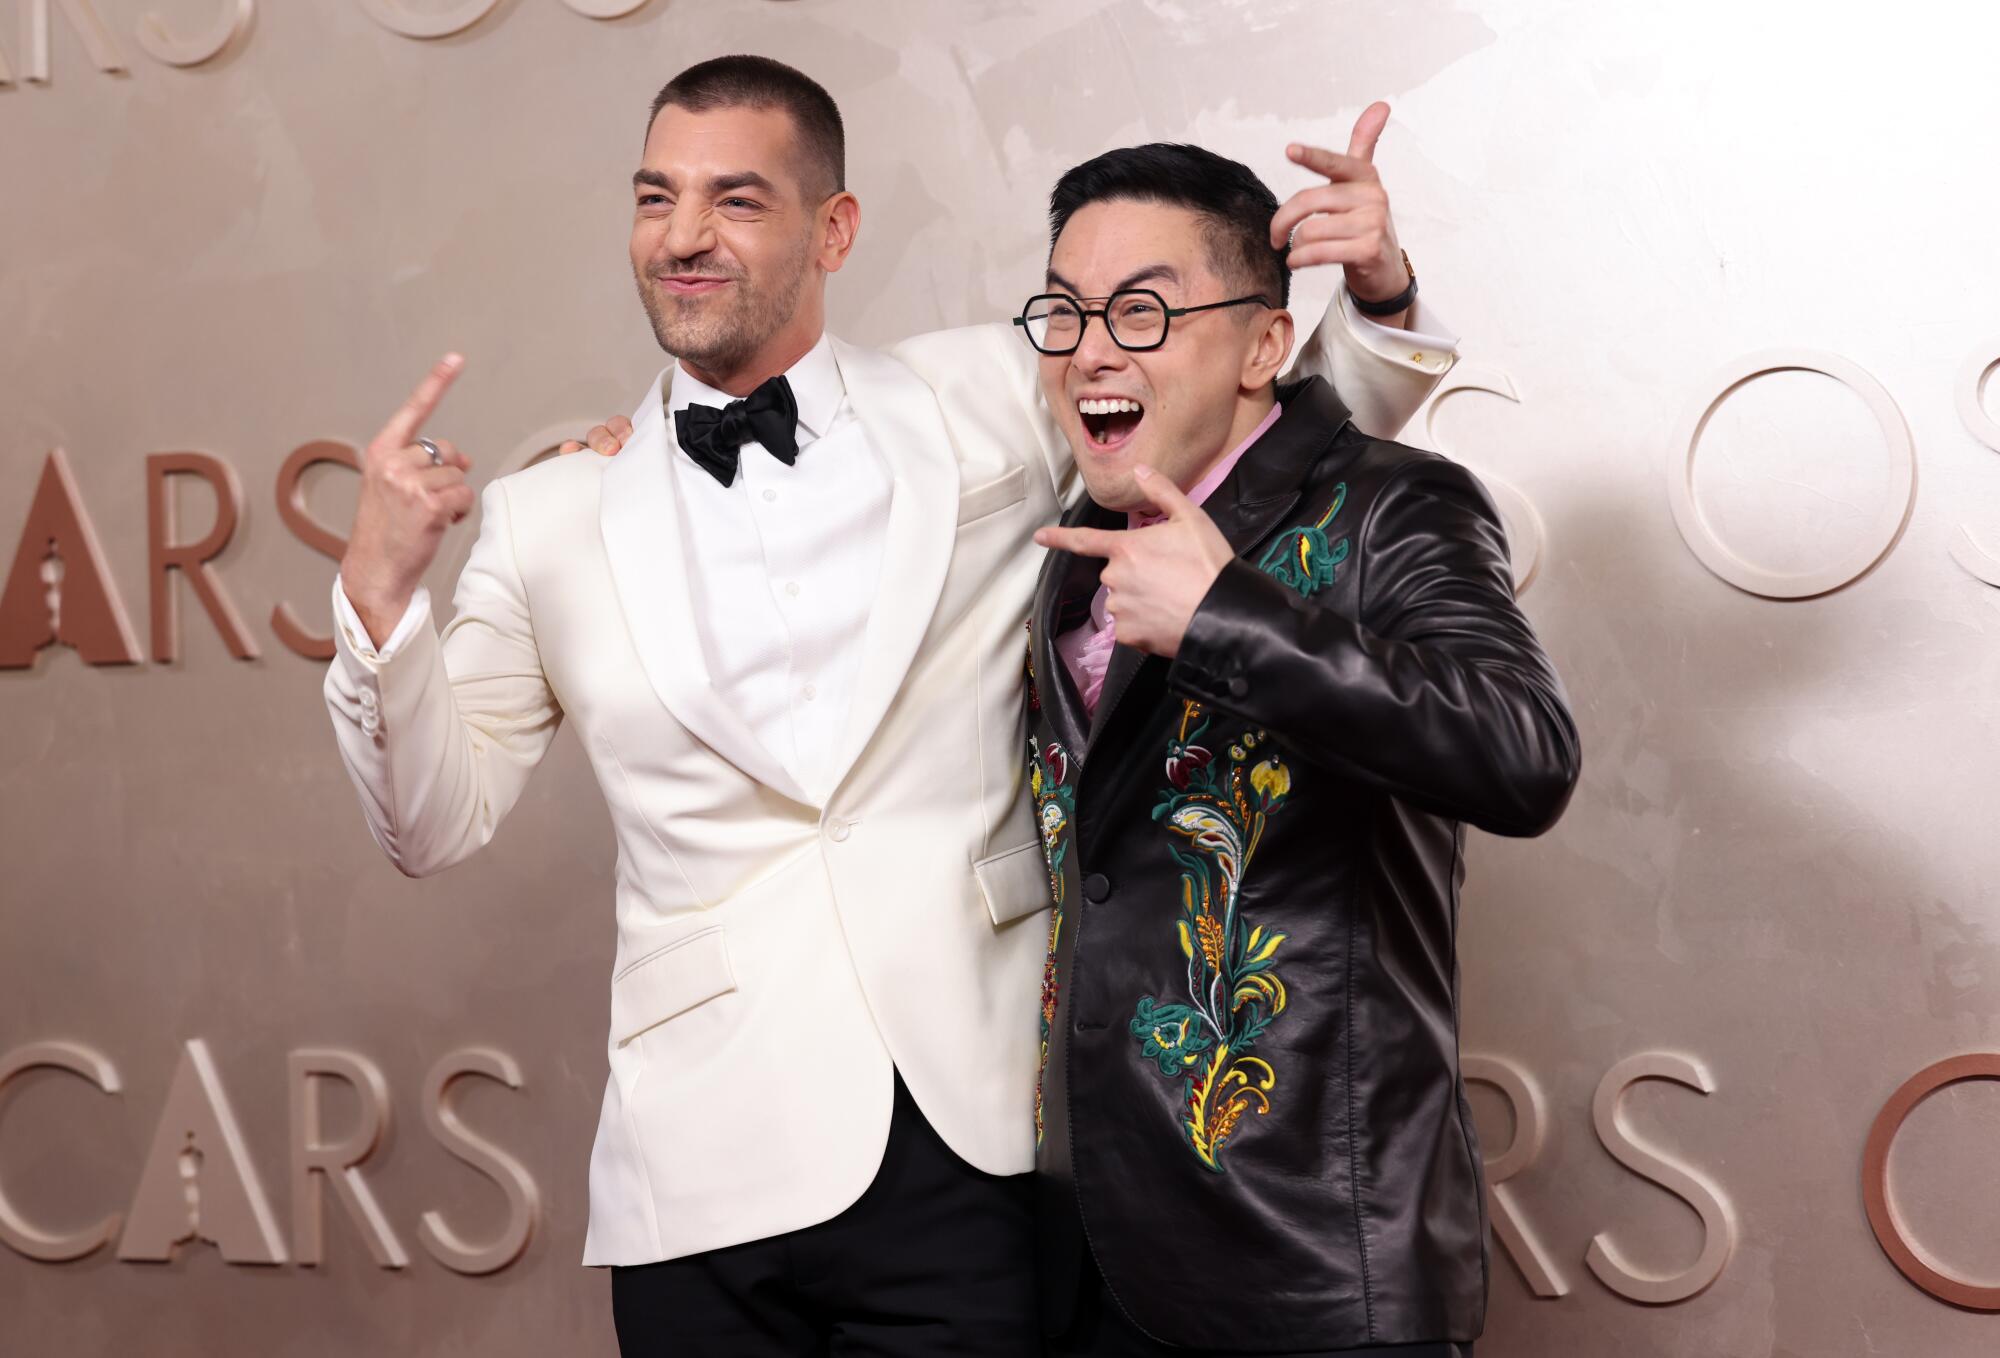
top-left (1250, 759), bottom-right (1291, 800)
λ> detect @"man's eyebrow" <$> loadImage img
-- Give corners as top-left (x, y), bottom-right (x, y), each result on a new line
top-left (709, 171), bottom-right (779, 196)
top-left (1042, 264), bottom-right (1182, 297)
top-left (1113, 264), bottom-right (1179, 294)
top-left (630, 169), bottom-right (779, 197)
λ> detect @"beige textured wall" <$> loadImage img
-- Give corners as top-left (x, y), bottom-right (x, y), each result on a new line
top-left (4, 1), bottom-right (2000, 1354)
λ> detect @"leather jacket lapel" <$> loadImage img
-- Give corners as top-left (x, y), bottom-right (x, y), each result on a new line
top-left (1031, 494), bottom-right (1113, 761)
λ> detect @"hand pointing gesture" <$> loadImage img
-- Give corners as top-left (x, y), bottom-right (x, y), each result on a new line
top-left (1033, 464), bottom-right (1235, 661)
top-left (1268, 101), bottom-right (1412, 317)
top-left (339, 354), bottom-right (475, 646)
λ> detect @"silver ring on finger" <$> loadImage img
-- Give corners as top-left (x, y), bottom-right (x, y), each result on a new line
top-left (417, 436), bottom-right (444, 468)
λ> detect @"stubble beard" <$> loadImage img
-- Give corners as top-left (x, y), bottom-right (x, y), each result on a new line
top-left (636, 239), bottom-right (813, 383)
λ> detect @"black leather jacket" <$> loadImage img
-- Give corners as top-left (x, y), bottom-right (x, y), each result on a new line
top-left (1027, 376), bottom-right (1580, 1350)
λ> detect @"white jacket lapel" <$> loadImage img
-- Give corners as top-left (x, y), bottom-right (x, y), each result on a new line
top-left (600, 372), bottom-right (813, 806)
top-left (825, 338), bottom-right (960, 791)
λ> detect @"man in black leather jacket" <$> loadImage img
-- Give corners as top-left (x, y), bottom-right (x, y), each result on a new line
top-left (1023, 144), bottom-right (1581, 1356)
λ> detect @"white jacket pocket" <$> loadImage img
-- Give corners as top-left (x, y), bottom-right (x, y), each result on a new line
top-left (611, 925), bottom-right (737, 1045)
top-left (974, 840), bottom-right (1054, 927)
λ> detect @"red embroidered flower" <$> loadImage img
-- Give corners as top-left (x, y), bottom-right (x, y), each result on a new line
top-left (1164, 743), bottom-right (1213, 790)
top-left (1044, 743), bottom-right (1069, 786)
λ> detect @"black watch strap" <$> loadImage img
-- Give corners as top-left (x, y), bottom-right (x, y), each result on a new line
top-left (1352, 249), bottom-right (1418, 317)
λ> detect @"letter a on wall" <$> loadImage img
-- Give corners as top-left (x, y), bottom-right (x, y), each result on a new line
top-left (118, 1040), bottom-right (287, 1264)
top-left (0, 450), bottom-right (142, 668)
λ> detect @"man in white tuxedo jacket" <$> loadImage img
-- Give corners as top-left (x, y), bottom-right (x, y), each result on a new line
top-left (324, 56), bottom-right (1453, 1355)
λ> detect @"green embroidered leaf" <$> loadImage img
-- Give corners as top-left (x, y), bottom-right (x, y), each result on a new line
top-left (1258, 483), bottom-right (1351, 598)
top-left (1131, 996), bottom-right (1213, 1075)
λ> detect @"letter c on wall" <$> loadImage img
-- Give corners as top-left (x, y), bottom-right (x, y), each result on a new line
top-left (1667, 349), bottom-right (1916, 599)
top-left (1423, 364), bottom-right (1544, 595)
top-left (1863, 1053), bottom-right (2000, 1311)
top-left (0, 1042), bottom-right (123, 1261)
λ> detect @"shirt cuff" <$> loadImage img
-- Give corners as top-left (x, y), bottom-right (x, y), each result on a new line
top-left (332, 576), bottom-right (431, 664)
top-left (1340, 285), bottom-right (1458, 361)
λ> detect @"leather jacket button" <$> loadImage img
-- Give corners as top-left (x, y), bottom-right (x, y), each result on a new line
top-left (1082, 873), bottom-right (1111, 903)
top-left (1228, 677), bottom-right (1249, 699)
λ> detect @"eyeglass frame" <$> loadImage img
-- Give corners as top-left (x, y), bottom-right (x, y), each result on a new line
top-left (1011, 288), bottom-right (1276, 355)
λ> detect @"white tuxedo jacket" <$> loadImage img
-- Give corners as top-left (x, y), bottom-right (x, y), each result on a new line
top-left (323, 298), bottom-right (1451, 1265)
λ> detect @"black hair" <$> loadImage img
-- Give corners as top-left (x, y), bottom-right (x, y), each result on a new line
top-left (649, 55), bottom-right (845, 200)
top-left (1047, 142), bottom-right (1289, 306)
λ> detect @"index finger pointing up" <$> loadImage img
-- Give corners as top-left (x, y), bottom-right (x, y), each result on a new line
top-left (377, 353), bottom-right (465, 450)
top-left (1346, 100), bottom-right (1391, 162)
top-left (1285, 143), bottom-right (1376, 186)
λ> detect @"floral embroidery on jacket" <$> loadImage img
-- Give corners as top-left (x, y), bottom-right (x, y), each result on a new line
top-left (1260, 483), bottom-right (1350, 597)
top-left (1029, 732), bottom-right (1077, 1148)
top-left (1129, 702), bottom-right (1295, 1171)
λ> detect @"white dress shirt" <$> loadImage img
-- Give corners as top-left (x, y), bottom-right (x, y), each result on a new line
top-left (334, 334), bottom-right (887, 802)
top-left (662, 336), bottom-right (889, 800)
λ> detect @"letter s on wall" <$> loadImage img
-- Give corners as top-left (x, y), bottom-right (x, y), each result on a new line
top-left (419, 1048), bottom-right (539, 1275)
top-left (1586, 1051), bottom-right (1736, 1305)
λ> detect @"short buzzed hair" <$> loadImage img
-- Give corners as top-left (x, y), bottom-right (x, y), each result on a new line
top-left (1048, 143), bottom-right (1289, 306)
top-left (648, 55), bottom-right (846, 202)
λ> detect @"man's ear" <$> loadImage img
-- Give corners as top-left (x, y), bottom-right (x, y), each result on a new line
top-left (1244, 307), bottom-right (1295, 389)
top-left (818, 192), bottom-right (861, 273)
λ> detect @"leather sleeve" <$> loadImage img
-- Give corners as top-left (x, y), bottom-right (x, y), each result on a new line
top-left (1168, 458), bottom-right (1579, 837)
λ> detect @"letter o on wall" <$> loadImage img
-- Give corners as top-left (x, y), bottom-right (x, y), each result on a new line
top-left (1863, 1053), bottom-right (2000, 1311)
top-left (1667, 349), bottom-right (1916, 598)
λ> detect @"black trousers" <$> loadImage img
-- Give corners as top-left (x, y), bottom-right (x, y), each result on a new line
top-left (612, 1070), bottom-right (1039, 1357)
top-left (1046, 1252), bottom-right (1473, 1358)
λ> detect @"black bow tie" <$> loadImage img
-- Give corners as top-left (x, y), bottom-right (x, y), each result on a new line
top-left (674, 375), bottom-right (800, 487)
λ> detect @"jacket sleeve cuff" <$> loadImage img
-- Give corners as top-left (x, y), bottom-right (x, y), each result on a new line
top-left (1335, 283), bottom-right (1458, 374)
top-left (332, 577), bottom-right (432, 666)
top-left (1168, 558), bottom-right (1357, 713)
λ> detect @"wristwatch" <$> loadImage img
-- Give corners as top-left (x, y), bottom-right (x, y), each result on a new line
top-left (1352, 248), bottom-right (1417, 317)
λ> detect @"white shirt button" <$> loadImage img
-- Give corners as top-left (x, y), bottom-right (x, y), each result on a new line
top-left (763, 489), bottom-right (778, 502)
top-left (785, 581), bottom-right (800, 598)
top-left (826, 818), bottom-right (850, 842)
top-left (803, 683), bottom-right (817, 701)
top-left (359, 688), bottom-right (378, 710)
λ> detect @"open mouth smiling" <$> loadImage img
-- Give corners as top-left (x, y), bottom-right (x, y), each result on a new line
top-left (1077, 395), bottom-right (1145, 451)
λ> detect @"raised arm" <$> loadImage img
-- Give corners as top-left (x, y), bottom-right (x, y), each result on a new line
top-left (324, 360), bottom-right (563, 877)
top-left (1275, 103), bottom-right (1457, 439)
